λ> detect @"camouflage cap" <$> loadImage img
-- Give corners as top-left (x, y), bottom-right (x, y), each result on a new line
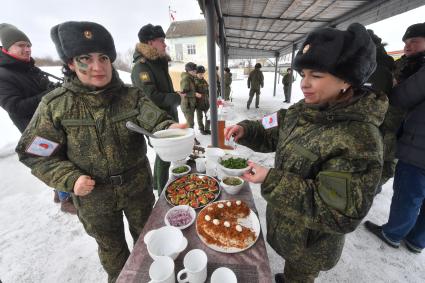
top-left (185, 62), bottom-right (197, 72)
top-left (50, 21), bottom-right (116, 63)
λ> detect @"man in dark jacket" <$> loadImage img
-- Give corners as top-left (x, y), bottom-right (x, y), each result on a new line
top-left (131, 23), bottom-right (185, 194)
top-left (365, 22), bottom-right (425, 254)
top-left (0, 23), bottom-right (75, 214)
top-left (247, 63), bottom-right (264, 109)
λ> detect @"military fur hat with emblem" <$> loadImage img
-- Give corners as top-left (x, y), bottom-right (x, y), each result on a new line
top-left (294, 23), bottom-right (376, 86)
top-left (402, 22), bottom-right (425, 41)
top-left (51, 21), bottom-right (116, 63)
top-left (138, 24), bottom-right (166, 43)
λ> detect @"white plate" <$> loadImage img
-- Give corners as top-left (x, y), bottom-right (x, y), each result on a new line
top-left (196, 200), bottom-right (261, 253)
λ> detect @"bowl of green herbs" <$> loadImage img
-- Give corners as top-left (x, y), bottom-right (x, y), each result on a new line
top-left (171, 164), bottom-right (191, 178)
top-left (218, 154), bottom-right (250, 176)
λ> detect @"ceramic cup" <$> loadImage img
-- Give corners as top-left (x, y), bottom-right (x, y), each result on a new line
top-left (205, 160), bottom-right (217, 177)
top-left (195, 158), bottom-right (206, 172)
top-left (177, 249), bottom-right (208, 283)
top-left (148, 256), bottom-right (175, 283)
top-left (211, 267), bottom-right (237, 283)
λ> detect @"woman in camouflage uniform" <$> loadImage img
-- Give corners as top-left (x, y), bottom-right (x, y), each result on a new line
top-left (194, 65), bottom-right (210, 135)
top-left (15, 21), bottom-right (184, 283)
top-left (225, 23), bottom-right (388, 282)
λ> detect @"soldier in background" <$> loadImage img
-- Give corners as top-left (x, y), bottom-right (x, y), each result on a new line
top-left (194, 65), bottom-right (210, 135)
top-left (247, 63), bottom-right (264, 109)
top-left (131, 23), bottom-right (185, 194)
top-left (0, 23), bottom-right (75, 214)
top-left (16, 21), bottom-right (185, 282)
top-left (180, 62), bottom-right (201, 130)
top-left (216, 66), bottom-right (221, 97)
top-left (225, 23), bottom-right (386, 282)
top-left (282, 67), bottom-right (295, 103)
top-left (223, 67), bottom-right (232, 101)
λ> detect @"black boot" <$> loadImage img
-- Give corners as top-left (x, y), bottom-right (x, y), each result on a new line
top-left (200, 129), bottom-right (207, 135)
top-left (194, 138), bottom-right (200, 145)
top-left (275, 273), bottom-right (285, 283)
top-left (364, 221), bottom-right (399, 248)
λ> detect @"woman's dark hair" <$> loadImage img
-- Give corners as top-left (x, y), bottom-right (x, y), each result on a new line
top-left (61, 64), bottom-right (75, 77)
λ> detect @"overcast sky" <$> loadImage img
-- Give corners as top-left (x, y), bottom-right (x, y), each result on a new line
top-left (1, 1), bottom-right (424, 59)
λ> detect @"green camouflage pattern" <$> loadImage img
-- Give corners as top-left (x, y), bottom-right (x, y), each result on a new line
top-left (247, 68), bottom-right (264, 90)
top-left (16, 73), bottom-right (174, 282)
top-left (224, 72), bottom-right (232, 100)
top-left (237, 89), bottom-right (388, 280)
top-left (194, 77), bottom-right (210, 131)
top-left (247, 88), bottom-right (261, 108)
top-left (180, 72), bottom-right (196, 128)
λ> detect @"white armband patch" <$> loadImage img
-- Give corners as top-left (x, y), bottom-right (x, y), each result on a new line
top-left (25, 136), bottom-right (59, 157)
top-left (261, 112), bottom-right (278, 129)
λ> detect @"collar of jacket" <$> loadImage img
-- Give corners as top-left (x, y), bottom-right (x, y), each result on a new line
top-left (62, 68), bottom-right (125, 107)
top-left (133, 42), bottom-right (171, 62)
top-left (295, 88), bottom-right (388, 128)
top-left (0, 48), bottom-right (35, 70)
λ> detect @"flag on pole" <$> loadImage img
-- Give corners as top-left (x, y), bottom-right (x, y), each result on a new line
top-left (169, 6), bottom-right (176, 22)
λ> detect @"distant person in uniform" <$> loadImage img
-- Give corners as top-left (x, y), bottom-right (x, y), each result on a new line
top-left (131, 23), bottom-right (185, 195)
top-left (0, 23), bottom-right (75, 214)
top-left (365, 22), bottom-right (425, 254)
top-left (282, 67), bottom-right (295, 103)
top-left (15, 21), bottom-right (185, 282)
top-left (223, 67), bottom-right (232, 101)
top-left (247, 63), bottom-right (264, 109)
top-left (225, 23), bottom-right (386, 282)
top-left (194, 65), bottom-right (210, 135)
top-left (216, 66), bottom-right (221, 97)
top-left (180, 62), bottom-right (201, 130)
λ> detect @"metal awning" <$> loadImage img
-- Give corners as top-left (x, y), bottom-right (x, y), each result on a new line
top-left (196, 0), bottom-right (424, 147)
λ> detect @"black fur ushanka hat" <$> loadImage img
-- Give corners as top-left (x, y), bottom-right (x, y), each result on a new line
top-left (402, 22), bottom-right (425, 41)
top-left (294, 23), bottom-right (376, 87)
top-left (51, 21), bottom-right (116, 63)
top-left (138, 24), bottom-right (166, 43)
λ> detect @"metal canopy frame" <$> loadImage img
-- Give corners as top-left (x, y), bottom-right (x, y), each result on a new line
top-left (197, 0), bottom-right (424, 146)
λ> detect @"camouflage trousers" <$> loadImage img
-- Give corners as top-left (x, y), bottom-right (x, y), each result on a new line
top-left (182, 108), bottom-right (196, 128)
top-left (266, 206), bottom-right (344, 282)
top-left (72, 170), bottom-right (154, 283)
top-left (196, 108), bottom-right (210, 132)
top-left (154, 155), bottom-right (171, 195)
top-left (283, 85), bottom-right (291, 102)
top-left (247, 88), bottom-right (261, 108)
top-left (224, 87), bottom-right (231, 101)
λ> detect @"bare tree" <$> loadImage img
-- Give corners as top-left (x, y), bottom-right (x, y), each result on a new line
top-left (113, 47), bottom-right (134, 72)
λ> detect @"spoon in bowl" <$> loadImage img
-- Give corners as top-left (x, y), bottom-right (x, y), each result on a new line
top-left (126, 121), bottom-right (158, 139)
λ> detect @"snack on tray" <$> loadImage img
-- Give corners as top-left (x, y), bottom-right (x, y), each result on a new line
top-left (196, 200), bottom-right (256, 249)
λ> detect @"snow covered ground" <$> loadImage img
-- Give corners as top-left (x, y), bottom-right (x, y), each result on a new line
top-left (0, 68), bottom-right (424, 282)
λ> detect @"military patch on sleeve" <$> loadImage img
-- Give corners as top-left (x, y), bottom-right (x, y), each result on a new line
top-left (261, 112), bottom-right (278, 129)
top-left (25, 136), bottom-right (59, 157)
top-left (139, 72), bottom-right (151, 82)
top-left (139, 102), bottom-right (160, 129)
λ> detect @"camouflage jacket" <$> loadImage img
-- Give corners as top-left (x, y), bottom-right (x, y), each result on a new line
top-left (180, 72), bottom-right (197, 110)
top-left (131, 43), bottom-right (180, 121)
top-left (224, 72), bottom-right (232, 88)
top-left (247, 69), bottom-right (264, 89)
top-left (194, 77), bottom-right (209, 111)
top-left (16, 73), bottom-right (174, 193)
top-left (282, 72), bottom-right (294, 86)
top-left (237, 89), bottom-right (388, 265)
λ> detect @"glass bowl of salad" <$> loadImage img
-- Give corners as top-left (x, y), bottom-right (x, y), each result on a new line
top-left (220, 176), bottom-right (244, 195)
top-left (218, 155), bottom-right (250, 176)
top-left (171, 164), bottom-right (191, 178)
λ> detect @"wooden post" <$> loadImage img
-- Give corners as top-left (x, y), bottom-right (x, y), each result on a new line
top-left (217, 120), bottom-right (234, 150)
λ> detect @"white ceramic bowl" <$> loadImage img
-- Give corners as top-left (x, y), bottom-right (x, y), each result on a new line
top-left (218, 154), bottom-right (250, 176)
top-left (164, 205), bottom-right (196, 230)
top-left (170, 164), bottom-right (191, 178)
top-left (211, 267), bottom-right (237, 283)
top-left (144, 226), bottom-right (188, 260)
top-left (150, 128), bottom-right (195, 162)
top-left (220, 176), bottom-right (244, 195)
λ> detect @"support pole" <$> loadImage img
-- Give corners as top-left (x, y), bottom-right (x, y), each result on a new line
top-left (219, 19), bottom-right (225, 100)
top-left (272, 52), bottom-right (279, 97)
top-left (204, 0), bottom-right (218, 147)
top-left (288, 43), bottom-right (297, 102)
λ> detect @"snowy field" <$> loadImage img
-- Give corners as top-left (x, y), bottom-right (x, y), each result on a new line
top-left (0, 67), bottom-right (424, 282)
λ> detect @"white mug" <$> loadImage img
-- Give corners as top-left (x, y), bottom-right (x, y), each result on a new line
top-left (148, 256), bottom-right (175, 283)
top-left (195, 158), bottom-right (206, 172)
top-left (177, 249), bottom-right (208, 283)
top-left (211, 267), bottom-right (237, 283)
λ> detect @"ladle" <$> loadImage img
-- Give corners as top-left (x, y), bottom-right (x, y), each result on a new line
top-left (126, 121), bottom-right (158, 138)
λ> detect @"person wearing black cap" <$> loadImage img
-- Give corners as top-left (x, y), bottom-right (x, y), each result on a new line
top-left (0, 23), bottom-right (76, 213)
top-left (365, 23), bottom-right (425, 254)
top-left (15, 21), bottom-right (185, 282)
top-left (223, 67), bottom-right (232, 101)
top-left (225, 23), bottom-right (388, 282)
top-left (194, 65), bottom-right (210, 135)
top-left (181, 61), bottom-right (202, 130)
top-left (131, 23), bottom-right (186, 194)
top-left (246, 62), bottom-right (264, 109)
